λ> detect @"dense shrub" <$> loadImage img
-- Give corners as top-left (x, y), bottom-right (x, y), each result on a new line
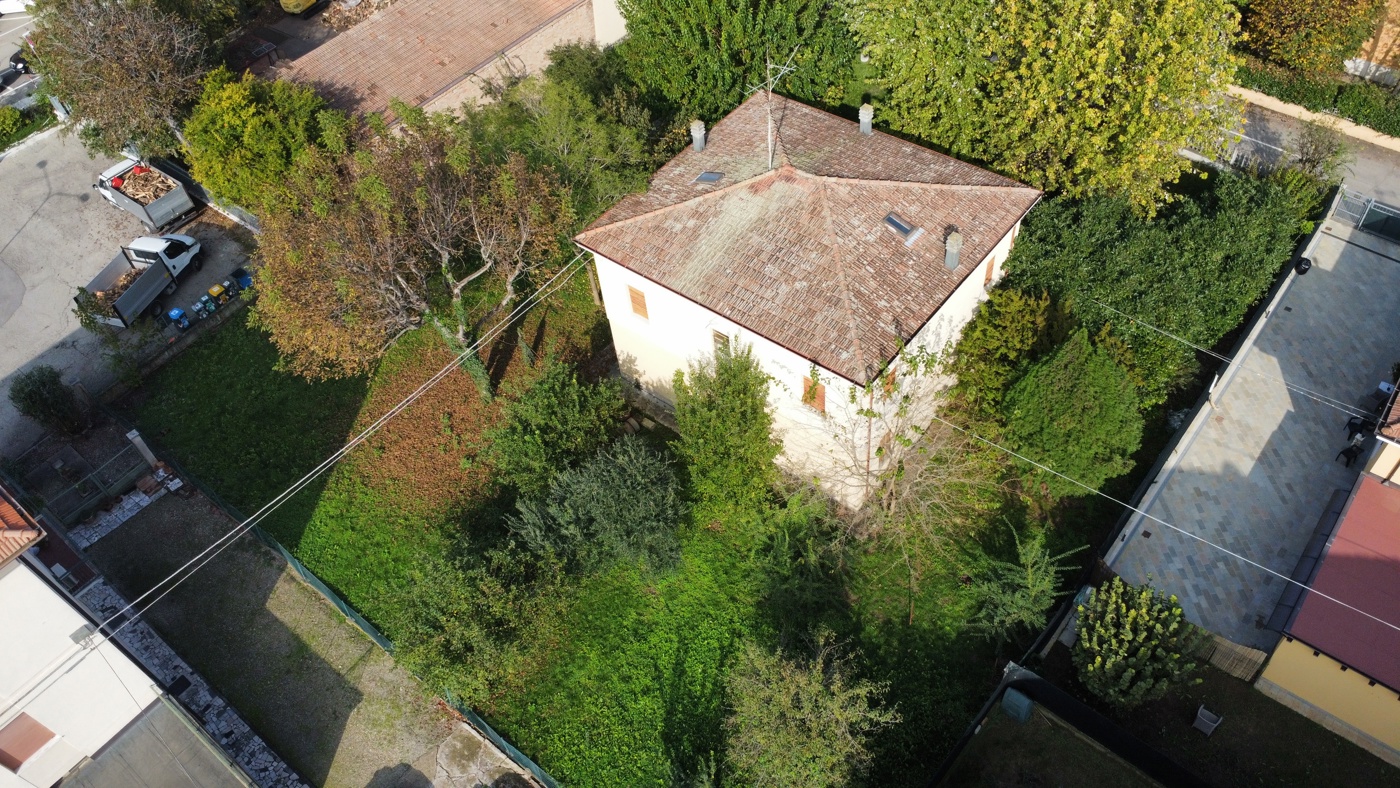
top-left (1004, 172), bottom-right (1311, 404)
top-left (618, 0), bottom-right (858, 120)
top-left (725, 631), bottom-right (899, 788)
top-left (943, 289), bottom-right (1063, 423)
top-left (508, 435), bottom-right (685, 571)
top-left (968, 527), bottom-right (1083, 643)
top-left (1003, 330), bottom-right (1143, 499)
top-left (1237, 58), bottom-right (1400, 138)
top-left (1073, 576), bottom-right (1205, 708)
top-left (1243, 0), bottom-right (1384, 75)
top-left (8, 365), bottom-right (85, 436)
top-left (485, 360), bottom-right (627, 498)
top-left (387, 545), bottom-right (566, 706)
top-left (673, 345), bottom-right (781, 519)
top-left (183, 67), bottom-right (343, 210)
top-left (0, 106), bottom-right (20, 140)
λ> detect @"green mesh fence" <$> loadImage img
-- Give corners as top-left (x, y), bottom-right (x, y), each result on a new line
top-left (100, 406), bottom-right (558, 786)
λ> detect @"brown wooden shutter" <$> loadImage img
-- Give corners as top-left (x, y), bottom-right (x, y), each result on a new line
top-left (883, 368), bottom-right (897, 397)
top-left (0, 713), bottom-right (54, 772)
top-left (628, 286), bottom-right (648, 318)
top-left (984, 257), bottom-right (997, 286)
top-left (803, 377), bottom-right (826, 413)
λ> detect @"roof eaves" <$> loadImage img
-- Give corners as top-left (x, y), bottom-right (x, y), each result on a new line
top-left (577, 168), bottom-right (784, 239)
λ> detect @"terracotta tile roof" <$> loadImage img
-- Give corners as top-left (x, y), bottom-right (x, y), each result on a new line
top-left (576, 94), bottom-right (1041, 384)
top-left (283, 0), bottom-right (584, 117)
top-left (0, 484), bottom-right (42, 569)
top-left (1288, 474), bottom-right (1400, 690)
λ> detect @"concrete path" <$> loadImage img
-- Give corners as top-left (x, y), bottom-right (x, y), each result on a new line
top-left (1226, 102), bottom-right (1400, 205)
top-left (1111, 223), bottom-right (1400, 649)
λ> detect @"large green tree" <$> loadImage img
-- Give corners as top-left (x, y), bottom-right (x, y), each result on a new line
top-left (183, 68), bottom-right (340, 210)
top-left (1244, 0), bottom-right (1385, 75)
top-left (852, 0), bottom-right (1241, 210)
top-left (1002, 330), bottom-right (1143, 499)
top-left (618, 0), bottom-right (859, 120)
top-left (31, 0), bottom-right (208, 155)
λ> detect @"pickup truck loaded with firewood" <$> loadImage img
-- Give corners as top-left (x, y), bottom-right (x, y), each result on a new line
top-left (93, 158), bottom-right (198, 232)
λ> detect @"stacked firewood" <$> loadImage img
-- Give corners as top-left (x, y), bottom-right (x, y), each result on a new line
top-left (92, 269), bottom-right (141, 310)
top-left (113, 165), bottom-right (174, 205)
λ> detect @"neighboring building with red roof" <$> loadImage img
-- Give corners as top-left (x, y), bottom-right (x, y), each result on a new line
top-left (576, 94), bottom-right (1041, 505)
top-left (1259, 471), bottom-right (1400, 767)
top-left (281, 0), bottom-right (626, 119)
top-left (0, 485), bottom-right (41, 568)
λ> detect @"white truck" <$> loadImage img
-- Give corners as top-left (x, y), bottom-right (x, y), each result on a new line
top-left (78, 235), bottom-right (203, 328)
top-left (93, 158), bottom-right (199, 232)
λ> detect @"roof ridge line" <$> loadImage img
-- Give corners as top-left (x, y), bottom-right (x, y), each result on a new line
top-left (815, 180), bottom-right (867, 380)
top-left (577, 168), bottom-right (787, 237)
top-left (794, 170), bottom-right (1040, 192)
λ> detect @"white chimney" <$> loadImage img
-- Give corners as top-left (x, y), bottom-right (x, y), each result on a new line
top-left (944, 230), bottom-right (964, 270)
top-left (859, 104), bottom-right (873, 135)
top-left (690, 119), bottom-right (706, 152)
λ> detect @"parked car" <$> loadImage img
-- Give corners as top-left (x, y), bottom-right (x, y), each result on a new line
top-left (0, 47), bottom-right (28, 88)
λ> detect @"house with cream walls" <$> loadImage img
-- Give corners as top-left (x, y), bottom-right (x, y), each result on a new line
top-left (576, 95), bottom-right (1040, 507)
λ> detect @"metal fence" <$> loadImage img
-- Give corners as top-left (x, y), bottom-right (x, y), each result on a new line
top-left (1332, 187), bottom-right (1400, 245)
top-left (20, 444), bottom-right (150, 526)
top-left (94, 407), bottom-right (558, 786)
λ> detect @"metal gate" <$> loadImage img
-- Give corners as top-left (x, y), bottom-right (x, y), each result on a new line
top-left (1333, 187), bottom-right (1400, 246)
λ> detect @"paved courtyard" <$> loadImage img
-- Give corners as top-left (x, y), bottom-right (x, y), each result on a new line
top-left (1110, 221), bottom-right (1400, 650)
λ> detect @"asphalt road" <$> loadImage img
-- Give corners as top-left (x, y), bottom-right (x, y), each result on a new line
top-left (1225, 103), bottom-right (1400, 204)
top-left (0, 130), bottom-right (134, 455)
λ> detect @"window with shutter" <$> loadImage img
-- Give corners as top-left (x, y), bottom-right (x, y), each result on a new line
top-left (883, 368), bottom-right (897, 397)
top-left (628, 286), bottom-right (648, 319)
top-left (713, 330), bottom-right (730, 355)
top-left (802, 377), bottom-right (826, 414)
top-left (984, 257), bottom-right (997, 286)
top-left (0, 713), bottom-right (54, 772)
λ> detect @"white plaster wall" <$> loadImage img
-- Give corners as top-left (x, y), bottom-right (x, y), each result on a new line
top-left (591, 0), bottom-right (627, 45)
top-left (589, 220), bottom-right (1021, 508)
top-left (0, 560), bottom-right (157, 788)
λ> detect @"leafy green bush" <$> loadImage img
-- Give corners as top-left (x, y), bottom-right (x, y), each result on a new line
top-left (1004, 172), bottom-right (1309, 404)
top-left (0, 106), bottom-right (21, 140)
top-left (509, 435), bottom-right (685, 571)
top-left (485, 360), bottom-right (626, 498)
top-left (387, 545), bottom-right (566, 707)
top-left (8, 365), bottom-right (86, 436)
top-left (182, 66), bottom-right (343, 210)
top-left (943, 289), bottom-right (1063, 423)
top-left (673, 345), bottom-right (781, 520)
top-left (725, 630), bottom-right (899, 788)
top-left (1003, 330), bottom-right (1143, 499)
top-left (1073, 576), bottom-right (1205, 709)
top-left (1237, 58), bottom-right (1400, 138)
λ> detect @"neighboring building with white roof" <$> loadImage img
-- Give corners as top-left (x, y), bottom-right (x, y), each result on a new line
top-left (0, 484), bottom-right (251, 788)
top-left (576, 95), bottom-right (1041, 506)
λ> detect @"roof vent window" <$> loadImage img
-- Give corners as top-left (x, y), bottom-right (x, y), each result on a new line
top-left (885, 213), bottom-right (925, 246)
top-left (695, 171), bottom-right (724, 184)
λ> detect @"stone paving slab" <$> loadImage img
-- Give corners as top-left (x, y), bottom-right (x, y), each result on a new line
top-left (1112, 223), bottom-right (1400, 650)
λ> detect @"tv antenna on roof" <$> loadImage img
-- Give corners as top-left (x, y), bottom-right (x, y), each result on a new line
top-left (745, 48), bottom-right (799, 171)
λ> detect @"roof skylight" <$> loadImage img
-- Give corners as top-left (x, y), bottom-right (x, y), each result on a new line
top-left (885, 213), bottom-right (925, 246)
top-left (695, 171), bottom-right (724, 184)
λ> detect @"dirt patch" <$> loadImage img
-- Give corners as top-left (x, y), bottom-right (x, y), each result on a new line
top-left (84, 491), bottom-right (452, 787)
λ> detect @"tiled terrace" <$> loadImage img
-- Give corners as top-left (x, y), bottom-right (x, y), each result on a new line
top-left (1110, 222), bottom-right (1400, 650)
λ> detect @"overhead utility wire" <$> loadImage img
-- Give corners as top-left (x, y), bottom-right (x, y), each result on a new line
top-left (927, 413), bottom-right (1400, 636)
top-left (1086, 297), bottom-right (1374, 419)
top-left (2, 254), bottom-right (587, 717)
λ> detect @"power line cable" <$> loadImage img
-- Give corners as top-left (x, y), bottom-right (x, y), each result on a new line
top-left (1086, 297), bottom-right (1375, 419)
top-left (928, 413), bottom-right (1400, 636)
top-left (1, 254), bottom-right (587, 717)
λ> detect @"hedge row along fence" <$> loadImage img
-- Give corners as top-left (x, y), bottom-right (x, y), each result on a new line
top-left (1236, 56), bottom-right (1400, 138)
